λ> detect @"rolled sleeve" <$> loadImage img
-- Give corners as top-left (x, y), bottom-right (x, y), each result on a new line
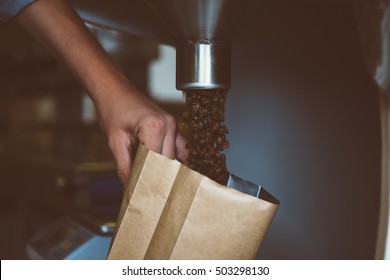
top-left (0, 0), bottom-right (35, 22)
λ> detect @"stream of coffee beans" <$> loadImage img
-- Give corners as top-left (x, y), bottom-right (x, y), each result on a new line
top-left (182, 90), bottom-right (230, 185)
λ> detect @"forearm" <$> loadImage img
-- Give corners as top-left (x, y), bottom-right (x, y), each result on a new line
top-left (12, 0), bottom-right (188, 185)
top-left (14, 0), bottom-right (134, 107)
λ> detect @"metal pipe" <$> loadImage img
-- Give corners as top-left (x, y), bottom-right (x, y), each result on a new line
top-left (176, 40), bottom-right (230, 90)
top-left (140, 0), bottom-right (250, 91)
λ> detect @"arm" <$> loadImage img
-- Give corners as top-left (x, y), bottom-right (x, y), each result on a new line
top-left (15, 0), bottom-right (188, 186)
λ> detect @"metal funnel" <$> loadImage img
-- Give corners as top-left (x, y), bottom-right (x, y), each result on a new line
top-left (139, 0), bottom-right (251, 90)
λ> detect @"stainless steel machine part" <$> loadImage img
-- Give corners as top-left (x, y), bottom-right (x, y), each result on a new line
top-left (176, 40), bottom-right (230, 90)
top-left (71, 0), bottom-right (250, 90)
top-left (140, 0), bottom-right (249, 90)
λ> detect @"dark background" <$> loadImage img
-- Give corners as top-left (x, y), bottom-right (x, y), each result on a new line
top-left (226, 1), bottom-right (381, 259)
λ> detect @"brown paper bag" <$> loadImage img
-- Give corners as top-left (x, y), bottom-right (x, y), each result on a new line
top-left (108, 145), bottom-right (279, 260)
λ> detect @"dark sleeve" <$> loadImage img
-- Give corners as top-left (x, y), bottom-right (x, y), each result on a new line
top-left (0, 0), bottom-right (35, 22)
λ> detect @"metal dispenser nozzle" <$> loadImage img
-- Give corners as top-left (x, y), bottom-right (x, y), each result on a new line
top-left (139, 0), bottom-right (249, 91)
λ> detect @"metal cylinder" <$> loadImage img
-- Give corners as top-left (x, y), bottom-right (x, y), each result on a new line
top-left (176, 40), bottom-right (231, 90)
top-left (138, 0), bottom-right (249, 91)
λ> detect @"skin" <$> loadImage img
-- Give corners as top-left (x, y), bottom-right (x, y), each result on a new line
top-left (15, 0), bottom-right (188, 187)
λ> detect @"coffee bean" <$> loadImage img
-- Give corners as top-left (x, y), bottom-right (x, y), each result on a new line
top-left (217, 126), bottom-right (228, 134)
top-left (214, 167), bottom-right (223, 175)
top-left (216, 136), bottom-right (224, 146)
top-left (213, 114), bottom-right (225, 122)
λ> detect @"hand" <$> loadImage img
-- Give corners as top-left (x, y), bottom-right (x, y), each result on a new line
top-left (15, 0), bottom-right (188, 187)
top-left (96, 81), bottom-right (188, 187)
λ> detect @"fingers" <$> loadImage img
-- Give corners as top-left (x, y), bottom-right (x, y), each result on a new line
top-left (108, 130), bottom-right (132, 188)
top-left (137, 113), bottom-right (189, 163)
top-left (136, 114), bottom-right (165, 155)
top-left (137, 114), bottom-right (178, 160)
top-left (109, 114), bottom-right (188, 189)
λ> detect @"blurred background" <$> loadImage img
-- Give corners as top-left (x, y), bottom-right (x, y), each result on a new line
top-left (0, 0), bottom-right (388, 259)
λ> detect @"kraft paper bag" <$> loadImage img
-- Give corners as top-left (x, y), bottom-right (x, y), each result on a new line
top-left (108, 144), bottom-right (279, 260)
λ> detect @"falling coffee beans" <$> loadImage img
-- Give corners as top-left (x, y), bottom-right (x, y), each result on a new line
top-left (182, 90), bottom-right (230, 185)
